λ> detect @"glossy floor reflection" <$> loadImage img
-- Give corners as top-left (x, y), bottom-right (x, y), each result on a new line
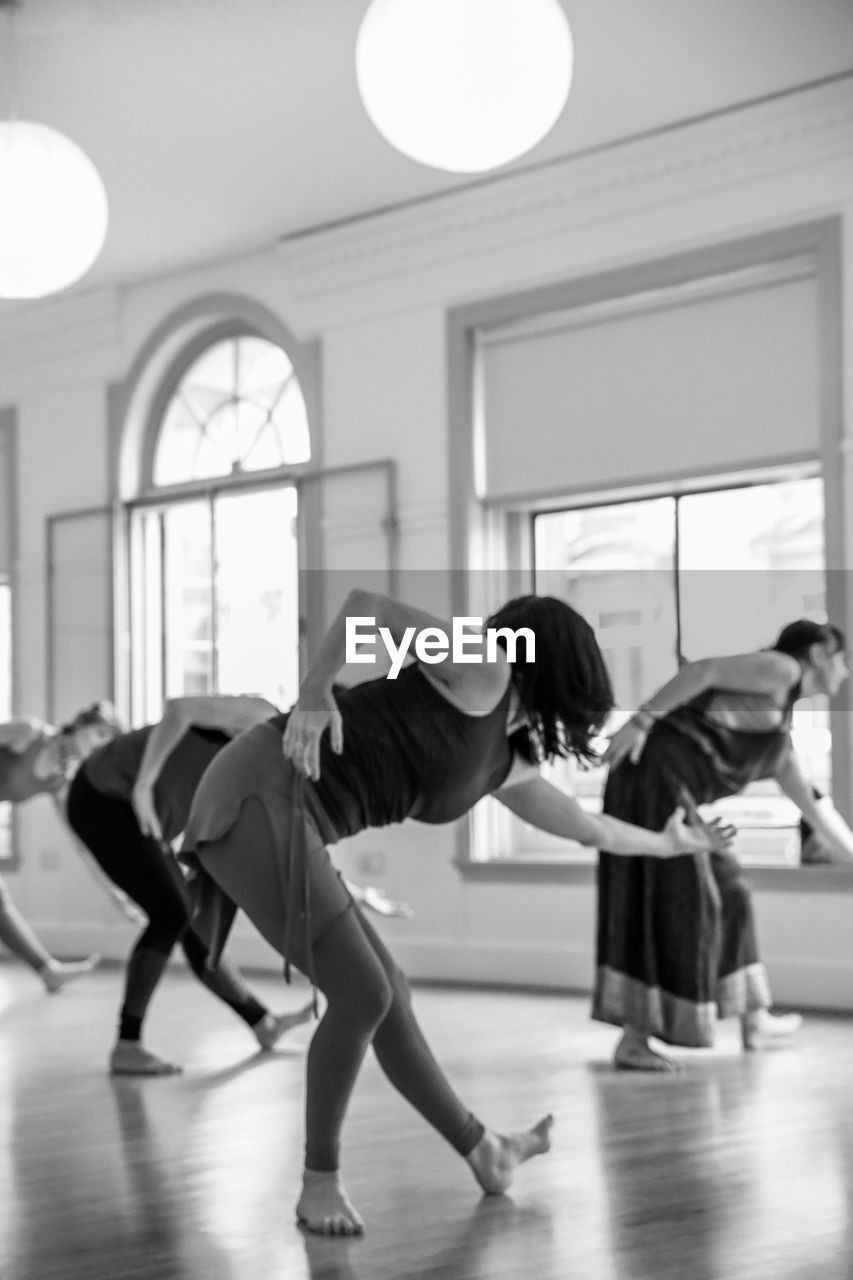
top-left (0, 961), bottom-right (850, 1279)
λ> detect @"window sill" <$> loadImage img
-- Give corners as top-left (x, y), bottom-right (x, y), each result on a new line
top-left (456, 857), bottom-right (597, 885)
top-left (456, 856), bottom-right (853, 892)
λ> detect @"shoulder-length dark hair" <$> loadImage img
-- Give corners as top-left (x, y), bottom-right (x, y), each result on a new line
top-left (772, 619), bottom-right (845, 663)
top-left (486, 595), bottom-right (613, 765)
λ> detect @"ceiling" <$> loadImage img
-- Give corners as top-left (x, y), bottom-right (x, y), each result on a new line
top-left (2, 0), bottom-right (852, 293)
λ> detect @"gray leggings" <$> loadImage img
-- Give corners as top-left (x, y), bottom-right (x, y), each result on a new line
top-left (198, 796), bottom-right (484, 1171)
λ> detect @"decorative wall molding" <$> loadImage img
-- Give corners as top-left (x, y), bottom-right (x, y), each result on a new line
top-left (0, 290), bottom-right (120, 396)
top-left (276, 77), bottom-right (853, 307)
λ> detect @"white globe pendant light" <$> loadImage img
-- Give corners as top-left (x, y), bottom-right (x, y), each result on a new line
top-left (356, 0), bottom-right (573, 174)
top-left (0, 120), bottom-right (109, 299)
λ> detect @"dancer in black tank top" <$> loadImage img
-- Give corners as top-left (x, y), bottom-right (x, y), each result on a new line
top-left (0, 702), bottom-right (120, 991)
top-left (181, 589), bottom-right (734, 1237)
top-left (66, 694), bottom-right (318, 1075)
top-left (598, 618), bottom-right (852, 1071)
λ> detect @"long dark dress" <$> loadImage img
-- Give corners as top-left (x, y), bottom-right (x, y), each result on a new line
top-left (593, 687), bottom-right (796, 1047)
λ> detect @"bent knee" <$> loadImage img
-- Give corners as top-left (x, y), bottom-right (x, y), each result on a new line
top-left (334, 970), bottom-right (395, 1030)
top-left (151, 900), bottom-right (192, 945)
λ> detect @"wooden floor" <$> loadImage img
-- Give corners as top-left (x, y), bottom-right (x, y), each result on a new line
top-left (0, 961), bottom-right (850, 1280)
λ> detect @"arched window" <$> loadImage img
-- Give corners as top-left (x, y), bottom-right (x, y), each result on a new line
top-left (127, 330), bottom-right (309, 723)
top-left (153, 334), bottom-right (311, 485)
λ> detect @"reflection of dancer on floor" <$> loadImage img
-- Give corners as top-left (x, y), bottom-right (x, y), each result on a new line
top-left (0, 704), bottom-right (121, 992)
top-left (182, 590), bottom-right (733, 1237)
top-left (597, 619), bottom-right (852, 1072)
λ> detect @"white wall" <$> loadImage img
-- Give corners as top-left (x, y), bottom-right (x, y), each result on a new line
top-left (1, 78), bottom-right (853, 1009)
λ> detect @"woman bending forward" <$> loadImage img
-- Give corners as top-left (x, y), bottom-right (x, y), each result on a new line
top-left (597, 619), bottom-right (851, 1071)
top-left (181, 591), bottom-right (733, 1236)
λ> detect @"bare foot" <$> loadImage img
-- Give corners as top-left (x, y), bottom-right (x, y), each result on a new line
top-left (253, 1000), bottom-right (315, 1051)
top-left (41, 954), bottom-right (101, 994)
top-left (467, 1115), bottom-right (553, 1196)
top-left (296, 1170), bottom-right (365, 1236)
top-left (613, 1031), bottom-right (682, 1072)
top-left (741, 1010), bottom-right (803, 1051)
top-left (110, 1041), bottom-right (183, 1077)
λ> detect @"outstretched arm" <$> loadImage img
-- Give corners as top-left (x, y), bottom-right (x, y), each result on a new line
top-left (774, 752), bottom-right (853, 862)
top-left (494, 768), bottom-right (734, 857)
top-left (133, 695), bottom-right (279, 839)
top-left (604, 650), bottom-right (802, 768)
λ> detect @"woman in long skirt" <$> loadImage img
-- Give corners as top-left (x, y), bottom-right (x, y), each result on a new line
top-left (595, 619), bottom-right (852, 1070)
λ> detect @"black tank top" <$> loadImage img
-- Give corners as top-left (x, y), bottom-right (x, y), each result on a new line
top-left (83, 724), bottom-right (230, 843)
top-left (269, 664), bottom-right (515, 839)
top-left (0, 735), bottom-right (64, 802)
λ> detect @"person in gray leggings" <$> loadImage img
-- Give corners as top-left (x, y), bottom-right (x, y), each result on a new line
top-left (182, 589), bottom-right (733, 1237)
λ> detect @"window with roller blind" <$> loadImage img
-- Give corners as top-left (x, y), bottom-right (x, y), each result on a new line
top-left (492, 474), bottom-right (828, 866)
top-left (463, 249), bottom-right (844, 870)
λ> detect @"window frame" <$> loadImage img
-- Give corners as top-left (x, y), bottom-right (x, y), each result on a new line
top-left (124, 471), bottom-right (307, 719)
top-left (463, 465), bottom-right (838, 876)
top-left (447, 219), bottom-right (850, 887)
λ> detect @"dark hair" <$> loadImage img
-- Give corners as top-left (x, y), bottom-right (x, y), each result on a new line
top-left (772, 619), bottom-right (845, 664)
top-left (485, 594), bottom-right (614, 765)
top-left (61, 700), bottom-right (123, 738)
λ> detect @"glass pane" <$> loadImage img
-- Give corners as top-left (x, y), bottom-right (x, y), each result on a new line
top-left (270, 380), bottom-right (311, 466)
top-left (237, 336), bottom-right (293, 408)
top-left (152, 397), bottom-right (204, 487)
top-left (129, 509), bottom-right (166, 726)
top-left (214, 487), bottom-right (300, 712)
top-left (506, 497), bottom-right (679, 857)
top-left (244, 421), bottom-right (286, 472)
top-left (678, 478), bottom-right (827, 851)
top-left (162, 502), bottom-right (214, 697)
top-left (0, 582), bottom-right (11, 860)
top-left (152, 336), bottom-right (311, 487)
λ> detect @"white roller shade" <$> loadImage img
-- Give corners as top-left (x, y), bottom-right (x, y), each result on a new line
top-left (480, 272), bottom-right (819, 500)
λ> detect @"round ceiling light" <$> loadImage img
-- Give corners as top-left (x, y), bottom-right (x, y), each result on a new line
top-left (0, 120), bottom-right (109, 299)
top-left (356, 0), bottom-right (573, 174)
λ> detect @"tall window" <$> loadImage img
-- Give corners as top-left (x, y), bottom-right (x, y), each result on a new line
top-left (483, 474), bottom-right (827, 866)
top-left (128, 334), bottom-right (309, 722)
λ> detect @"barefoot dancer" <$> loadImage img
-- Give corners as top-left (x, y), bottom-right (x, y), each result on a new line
top-left (65, 695), bottom-right (319, 1076)
top-left (597, 619), bottom-right (851, 1072)
top-left (181, 591), bottom-right (733, 1236)
top-left (0, 704), bottom-right (121, 992)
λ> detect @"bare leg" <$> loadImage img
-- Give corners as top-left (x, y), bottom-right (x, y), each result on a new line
top-left (613, 1026), bottom-right (682, 1072)
top-left (467, 1117), bottom-right (554, 1194)
top-left (0, 877), bottom-right (99, 992)
top-left (39, 955), bottom-right (101, 993)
